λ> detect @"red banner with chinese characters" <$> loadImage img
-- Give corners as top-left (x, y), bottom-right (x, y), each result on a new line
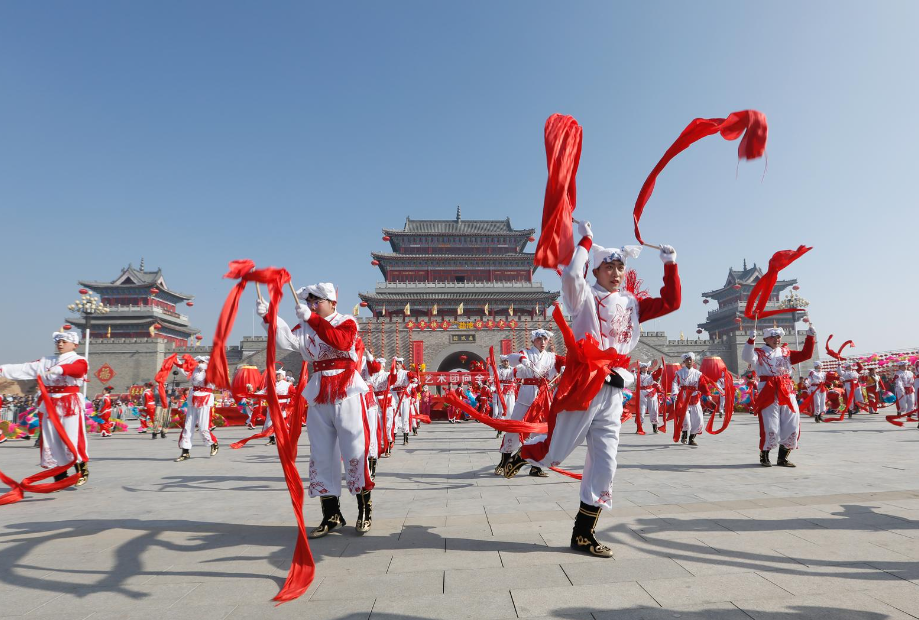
top-left (422, 372), bottom-right (489, 386)
top-left (501, 339), bottom-right (513, 355)
top-left (411, 341), bottom-right (424, 369)
top-left (94, 364), bottom-right (117, 383)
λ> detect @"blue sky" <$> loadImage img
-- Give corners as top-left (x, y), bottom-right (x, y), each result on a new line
top-left (1, 2), bottom-right (916, 361)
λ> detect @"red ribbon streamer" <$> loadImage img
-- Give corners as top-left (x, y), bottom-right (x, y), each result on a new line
top-left (825, 335), bottom-right (855, 361)
top-left (205, 260), bottom-right (313, 604)
top-left (437, 395), bottom-right (548, 434)
top-left (534, 114), bottom-right (582, 269)
top-left (0, 377), bottom-right (83, 505)
top-left (634, 110), bottom-right (767, 245)
top-left (705, 367), bottom-right (735, 435)
top-left (744, 246), bottom-right (812, 320)
top-left (154, 353), bottom-right (196, 410)
top-left (488, 346), bottom-right (508, 418)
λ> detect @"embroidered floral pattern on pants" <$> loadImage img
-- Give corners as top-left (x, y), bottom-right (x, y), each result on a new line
top-left (346, 457), bottom-right (362, 494)
top-left (308, 459), bottom-right (329, 496)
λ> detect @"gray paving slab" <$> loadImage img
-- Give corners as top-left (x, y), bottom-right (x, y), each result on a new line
top-left (1, 415), bottom-right (918, 618)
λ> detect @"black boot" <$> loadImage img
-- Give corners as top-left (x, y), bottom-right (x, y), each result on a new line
top-left (151, 430), bottom-right (157, 440)
top-left (760, 450), bottom-right (772, 467)
top-left (680, 431), bottom-right (688, 444)
top-left (356, 490), bottom-right (372, 533)
top-left (688, 434), bottom-right (698, 447)
top-left (369, 457), bottom-right (377, 481)
top-left (529, 466), bottom-right (549, 477)
top-left (160, 430), bottom-right (166, 438)
top-left (494, 452), bottom-right (511, 476)
top-left (403, 432), bottom-right (409, 445)
top-left (175, 449), bottom-right (190, 462)
top-left (53, 472), bottom-right (68, 482)
top-left (210, 442), bottom-right (219, 456)
top-left (777, 445), bottom-right (796, 467)
top-left (310, 495), bottom-right (346, 538)
top-left (570, 502), bottom-right (612, 558)
top-left (652, 424), bottom-right (658, 434)
top-left (413, 427), bottom-right (418, 436)
top-left (815, 413), bottom-right (821, 423)
top-left (502, 450), bottom-right (529, 479)
top-left (267, 436), bottom-right (276, 446)
top-left (75, 462), bottom-right (89, 487)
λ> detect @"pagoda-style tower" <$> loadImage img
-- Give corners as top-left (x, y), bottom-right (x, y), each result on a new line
top-left (70, 263), bottom-right (199, 346)
top-left (360, 208), bottom-right (558, 316)
top-left (698, 260), bottom-right (802, 340)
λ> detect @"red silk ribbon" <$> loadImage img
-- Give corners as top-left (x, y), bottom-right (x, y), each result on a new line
top-left (634, 110), bottom-right (767, 245)
top-left (534, 114), bottom-right (582, 269)
top-left (705, 367), bottom-right (735, 435)
top-left (744, 246), bottom-right (812, 320)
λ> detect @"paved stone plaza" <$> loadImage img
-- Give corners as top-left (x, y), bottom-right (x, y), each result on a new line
top-left (2, 414), bottom-right (919, 619)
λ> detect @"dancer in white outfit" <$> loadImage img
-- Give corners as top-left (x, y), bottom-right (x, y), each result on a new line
top-left (175, 356), bottom-right (219, 461)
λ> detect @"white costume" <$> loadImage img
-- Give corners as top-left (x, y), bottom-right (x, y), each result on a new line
top-left (894, 365), bottom-right (916, 414)
top-left (839, 364), bottom-right (865, 410)
top-left (360, 354), bottom-right (382, 459)
top-left (638, 367), bottom-right (661, 426)
top-left (261, 375), bottom-right (292, 432)
top-left (179, 357), bottom-right (217, 451)
top-left (497, 364), bottom-right (517, 419)
top-left (671, 362), bottom-right (705, 436)
top-left (518, 235), bottom-right (680, 510)
top-left (806, 364), bottom-right (827, 417)
top-left (369, 363), bottom-right (393, 451)
top-left (499, 338), bottom-right (563, 455)
top-left (0, 342), bottom-right (89, 470)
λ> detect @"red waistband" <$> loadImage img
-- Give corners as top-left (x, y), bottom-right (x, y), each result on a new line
top-left (374, 391), bottom-right (390, 396)
top-left (521, 378), bottom-right (543, 386)
top-left (311, 358), bottom-right (352, 372)
top-left (46, 386), bottom-right (80, 394)
top-left (193, 387), bottom-right (213, 393)
top-left (500, 381), bottom-right (515, 385)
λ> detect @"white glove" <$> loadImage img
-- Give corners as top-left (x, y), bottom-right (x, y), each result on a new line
top-left (295, 303), bottom-right (311, 322)
top-left (659, 244), bottom-right (677, 263)
top-left (255, 299), bottom-right (270, 317)
top-left (806, 324), bottom-right (816, 337)
top-left (748, 329), bottom-right (756, 340)
top-left (577, 220), bottom-right (593, 239)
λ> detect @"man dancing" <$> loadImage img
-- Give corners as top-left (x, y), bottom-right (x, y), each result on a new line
top-left (806, 361), bottom-right (827, 423)
top-left (505, 221), bottom-right (680, 557)
top-left (840, 362), bottom-right (865, 418)
top-left (670, 353), bottom-right (708, 446)
top-left (638, 362), bottom-right (663, 434)
top-left (99, 385), bottom-right (115, 438)
top-left (175, 356), bottom-right (219, 461)
top-left (494, 328), bottom-right (564, 478)
top-left (257, 282), bottom-right (374, 536)
top-left (893, 361), bottom-right (915, 420)
top-left (742, 325), bottom-right (815, 467)
top-left (0, 331), bottom-right (91, 486)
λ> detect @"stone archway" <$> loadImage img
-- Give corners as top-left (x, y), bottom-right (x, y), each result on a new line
top-left (430, 343), bottom-right (490, 372)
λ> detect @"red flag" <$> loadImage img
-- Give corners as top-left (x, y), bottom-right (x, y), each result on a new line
top-left (744, 246), bottom-right (811, 320)
top-left (634, 110), bottom-right (767, 245)
top-left (534, 114), bottom-right (582, 269)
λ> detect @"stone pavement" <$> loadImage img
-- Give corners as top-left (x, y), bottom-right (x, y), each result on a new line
top-left (2, 413), bottom-right (919, 619)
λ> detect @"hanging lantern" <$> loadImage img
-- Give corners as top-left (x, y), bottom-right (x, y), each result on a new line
top-left (62, 324), bottom-right (72, 331)
top-left (696, 328), bottom-right (703, 335)
top-left (78, 288), bottom-right (89, 295)
top-left (734, 317), bottom-right (742, 323)
top-left (150, 288), bottom-right (159, 295)
top-left (732, 284), bottom-right (741, 290)
top-left (360, 301), bottom-right (368, 307)
top-left (382, 235), bottom-right (391, 241)
top-left (371, 260), bottom-right (380, 266)
top-left (527, 236), bottom-right (535, 242)
top-left (793, 285), bottom-right (800, 291)
top-left (703, 299), bottom-right (709, 305)
top-left (195, 335), bottom-right (203, 341)
top-left (459, 354), bottom-right (467, 364)
top-left (186, 302), bottom-right (194, 307)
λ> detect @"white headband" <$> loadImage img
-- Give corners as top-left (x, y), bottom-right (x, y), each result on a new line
top-left (53, 331), bottom-right (80, 345)
top-left (592, 244), bottom-right (642, 270)
top-left (681, 352), bottom-right (695, 361)
top-left (375, 357), bottom-right (386, 364)
top-left (195, 355), bottom-right (210, 363)
top-left (763, 327), bottom-right (786, 339)
top-left (531, 329), bottom-right (552, 341)
top-left (297, 282), bottom-right (337, 302)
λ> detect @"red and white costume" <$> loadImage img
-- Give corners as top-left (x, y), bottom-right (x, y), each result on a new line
top-left (0, 344), bottom-right (89, 469)
top-left (140, 388), bottom-right (156, 432)
top-left (99, 392), bottom-right (114, 436)
top-left (369, 360), bottom-right (393, 447)
top-left (391, 363), bottom-right (416, 435)
top-left (499, 336), bottom-right (564, 455)
top-left (521, 237), bottom-right (680, 510)
top-left (361, 355), bottom-right (383, 459)
top-left (638, 365), bottom-right (662, 426)
top-left (497, 363), bottom-right (517, 419)
top-left (261, 373), bottom-right (292, 432)
top-left (741, 328), bottom-right (815, 452)
top-left (894, 364), bottom-right (916, 413)
top-left (179, 357), bottom-right (217, 450)
top-left (671, 356), bottom-right (708, 435)
top-left (840, 363), bottom-right (865, 410)
top-left (270, 289), bottom-right (372, 499)
top-left (806, 363), bottom-right (827, 417)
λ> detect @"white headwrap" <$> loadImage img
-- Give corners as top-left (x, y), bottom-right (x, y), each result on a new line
top-left (194, 355), bottom-right (210, 364)
top-left (394, 357), bottom-right (405, 364)
top-left (531, 329), bottom-right (552, 341)
top-left (763, 327), bottom-right (786, 339)
top-left (375, 357), bottom-right (386, 365)
top-left (592, 244), bottom-right (642, 270)
top-left (813, 361), bottom-right (822, 368)
top-left (297, 282), bottom-right (337, 302)
top-left (639, 361), bottom-right (651, 369)
top-left (681, 352), bottom-right (695, 362)
top-left (53, 331), bottom-right (80, 345)
top-left (898, 360), bottom-right (908, 366)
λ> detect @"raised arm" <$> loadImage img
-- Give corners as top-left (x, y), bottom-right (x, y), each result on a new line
top-left (741, 331), bottom-right (756, 366)
top-left (638, 253), bottom-right (681, 322)
top-left (789, 335), bottom-right (815, 365)
top-left (561, 233), bottom-right (594, 316)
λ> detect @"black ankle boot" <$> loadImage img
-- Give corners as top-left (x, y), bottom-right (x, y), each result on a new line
top-left (688, 434), bottom-right (698, 446)
top-left (356, 490), bottom-right (372, 533)
top-left (310, 495), bottom-right (346, 538)
top-left (403, 433), bottom-right (408, 445)
top-left (494, 452), bottom-right (511, 476)
top-left (75, 462), bottom-right (89, 486)
top-left (369, 457), bottom-right (377, 481)
top-left (502, 450), bottom-right (528, 479)
top-left (175, 449), bottom-right (190, 462)
top-left (570, 502), bottom-right (612, 557)
top-left (760, 450), bottom-right (772, 467)
top-left (529, 466), bottom-right (548, 477)
top-left (652, 424), bottom-right (658, 434)
top-left (680, 431), bottom-right (688, 444)
top-left (777, 445), bottom-right (796, 467)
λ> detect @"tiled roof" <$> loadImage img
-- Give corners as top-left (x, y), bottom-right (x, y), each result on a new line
top-left (384, 216), bottom-right (534, 235)
top-left (359, 291), bottom-right (558, 302)
top-left (79, 264), bottom-right (193, 299)
top-left (371, 252), bottom-right (535, 261)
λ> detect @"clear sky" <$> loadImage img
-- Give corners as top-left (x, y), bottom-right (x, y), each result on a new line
top-left (1, 2), bottom-right (916, 362)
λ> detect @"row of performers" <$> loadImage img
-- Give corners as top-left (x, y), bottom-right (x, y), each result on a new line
top-left (0, 223), bottom-right (820, 560)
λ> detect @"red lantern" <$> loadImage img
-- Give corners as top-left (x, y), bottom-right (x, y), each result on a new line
top-left (186, 302), bottom-right (194, 307)
top-left (793, 285), bottom-right (800, 291)
top-left (360, 301), bottom-right (368, 307)
top-left (382, 235), bottom-right (391, 241)
top-left (459, 355), bottom-right (467, 364)
top-left (150, 288), bottom-right (159, 295)
top-left (62, 324), bottom-right (72, 331)
top-left (195, 335), bottom-right (203, 341)
top-left (699, 356), bottom-right (727, 383)
top-left (527, 236), bottom-right (535, 242)
top-left (231, 365), bottom-right (262, 400)
top-left (153, 323), bottom-right (162, 330)
top-left (696, 328), bottom-right (703, 335)
top-left (703, 299), bottom-right (709, 305)
top-left (802, 317), bottom-right (810, 323)
top-left (371, 260), bottom-right (380, 266)
top-left (732, 284), bottom-right (741, 290)
top-left (78, 288), bottom-right (89, 295)
top-left (734, 317), bottom-right (742, 323)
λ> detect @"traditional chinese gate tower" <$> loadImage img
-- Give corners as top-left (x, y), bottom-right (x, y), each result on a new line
top-left (358, 208), bottom-right (560, 377)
